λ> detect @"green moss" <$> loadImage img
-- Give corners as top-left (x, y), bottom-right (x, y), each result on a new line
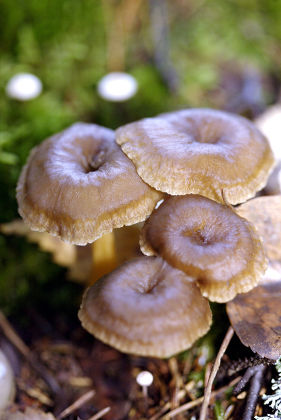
top-left (0, 0), bottom-right (280, 316)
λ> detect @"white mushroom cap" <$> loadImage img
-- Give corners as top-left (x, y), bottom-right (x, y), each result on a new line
top-left (136, 371), bottom-right (154, 387)
top-left (6, 73), bottom-right (42, 101)
top-left (97, 72), bottom-right (138, 102)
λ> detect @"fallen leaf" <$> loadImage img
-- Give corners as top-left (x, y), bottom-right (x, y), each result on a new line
top-left (226, 280), bottom-right (281, 360)
top-left (226, 196), bottom-right (281, 360)
top-left (237, 195), bottom-right (281, 262)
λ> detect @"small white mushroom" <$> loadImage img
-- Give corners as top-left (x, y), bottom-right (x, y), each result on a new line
top-left (97, 72), bottom-right (138, 102)
top-left (136, 370), bottom-right (154, 398)
top-left (6, 73), bottom-right (42, 101)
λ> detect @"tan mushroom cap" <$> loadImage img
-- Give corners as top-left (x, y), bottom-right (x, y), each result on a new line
top-left (17, 123), bottom-right (162, 245)
top-left (140, 195), bottom-right (267, 303)
top-left (78, 256), bottom-right (212, 358)
top-left (116, 108), bottom-right (274, 204)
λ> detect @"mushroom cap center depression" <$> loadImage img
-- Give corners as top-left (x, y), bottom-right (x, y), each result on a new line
top-left (140, 195), bottom-right (264, 285)
top-left (16, 122), bottom-right (162, 245)
top-left (116, 108), bottom-right (275, 202)
top-left (78, 256), bottom-right (212, 358)
top-left (87, 146), bottom-right (108, 172)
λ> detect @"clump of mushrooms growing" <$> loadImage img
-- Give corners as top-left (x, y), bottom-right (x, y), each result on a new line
top-left (17, 108), bottom-right (275, 358)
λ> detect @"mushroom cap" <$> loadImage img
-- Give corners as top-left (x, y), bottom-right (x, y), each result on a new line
top-left (140, 195), bottom-right (267, 303)
top-left (78, 256), bottom-right (212, 358)
top-left (17, 123), bottom-right (162, 245)
top-left (116, 108), bottom-right (274, 204)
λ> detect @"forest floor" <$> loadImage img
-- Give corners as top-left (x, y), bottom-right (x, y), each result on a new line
top-left (0, 305), bottom-right (274, 420)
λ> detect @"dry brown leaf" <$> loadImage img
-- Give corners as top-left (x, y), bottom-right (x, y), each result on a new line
top-left (237, 195), bottom-right (281, 261)
top-left (226, 280), bottom-right (281, 360)
top-left (1, 407), bottom-right (56, 420)
top-left (230, 196), bottom-right (281, 359)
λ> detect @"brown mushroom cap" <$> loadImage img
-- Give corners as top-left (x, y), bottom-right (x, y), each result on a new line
top-left (17, 123), bottom-right (162, 245)
top-left (78, 256), bottom-right (212, 358)
top-left (140, 195), bottom-right (267, 302)
top-left (116, 108), bottom-right (274, 204)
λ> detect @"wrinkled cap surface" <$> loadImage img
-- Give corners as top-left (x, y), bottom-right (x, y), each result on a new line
top-left (17, 123), bottom-right (162, 245)
top-left (78, 256), bottom-right (212, 358)
top-left (140, 195), bottom-right (267, 302)
top-left (116, 108), bottom-right (274, 204)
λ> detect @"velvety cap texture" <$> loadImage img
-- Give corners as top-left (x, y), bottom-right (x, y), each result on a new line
top-left (79, 256), bottom-right (212, 357)
top-left (17, 123), bottom-right (162, 245)
top-left (116, 108), bottom-right (274, 204)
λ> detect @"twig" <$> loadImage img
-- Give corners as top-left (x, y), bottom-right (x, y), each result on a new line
top-left (0, 310), bottom-right (60, 393)
top-left (0, 311), bottom-right (31, 358)
top-left (234, 365), bottom-right (266, 420)
top-left (88, 406), bottom-right (111, 420)
top-left (199, 326), bottom-right (234, 420)
top-left (234, 365), bottom-right (262, 395)
top-left (243, 365), bottom-right (266, 420)
top-left (156, 376), bottom-right (240, 419)
top-left (57, 389), bottom-right (96, 419)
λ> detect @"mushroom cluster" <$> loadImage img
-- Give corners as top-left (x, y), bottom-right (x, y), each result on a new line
top-left (17, 108), bottom-right (275, 358)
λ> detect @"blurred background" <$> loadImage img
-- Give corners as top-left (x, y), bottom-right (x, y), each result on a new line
top-left (0, 2), bottom-right (281, 418)
top-left (1, 0), bottom-right (281, 325)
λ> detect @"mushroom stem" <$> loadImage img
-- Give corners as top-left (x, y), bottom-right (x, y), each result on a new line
top-left (90, 224), bottom-right (143, 285)
top-left (136, 371), bottom-right (154, 400)
top-left (90, 232), bottom-right (118, 285)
